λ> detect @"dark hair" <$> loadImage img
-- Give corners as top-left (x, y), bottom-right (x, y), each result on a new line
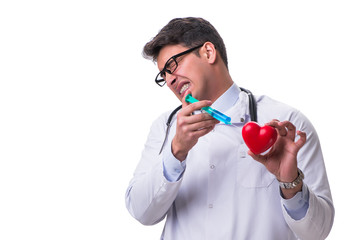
top-left (143, 17), bottom-right (228, 69)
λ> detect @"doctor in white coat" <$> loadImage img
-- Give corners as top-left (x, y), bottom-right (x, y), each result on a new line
top-left (126, 17), bottom-right (334, 240)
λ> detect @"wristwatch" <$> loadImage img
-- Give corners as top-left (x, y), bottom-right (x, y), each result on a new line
top-left (278, 168), bottom-right (304, 189)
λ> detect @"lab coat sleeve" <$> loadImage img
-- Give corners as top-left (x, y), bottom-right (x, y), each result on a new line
top-left (282, 111), bottom-right (335, 240)
top-left (125, 112), bottom-right (182, 225)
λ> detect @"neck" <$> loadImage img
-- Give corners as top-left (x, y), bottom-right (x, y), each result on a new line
top-left (208, 66), bottom-right (234, 103)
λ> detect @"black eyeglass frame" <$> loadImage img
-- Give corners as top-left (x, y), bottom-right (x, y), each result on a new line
top-left (155, 44), bottom-right (203, 87)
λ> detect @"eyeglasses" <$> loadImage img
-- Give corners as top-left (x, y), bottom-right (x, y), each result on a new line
top-left (155, 44), bottom-right (203, 87)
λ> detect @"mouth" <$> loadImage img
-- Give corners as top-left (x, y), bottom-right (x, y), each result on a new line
top-left (179, 83), bottom-right (190, 96)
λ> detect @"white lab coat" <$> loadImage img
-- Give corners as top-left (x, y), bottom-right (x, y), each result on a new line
top-left (126, 85), bottom-right (334, 240)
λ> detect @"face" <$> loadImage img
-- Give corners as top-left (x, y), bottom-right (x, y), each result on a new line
top-left (157, 44), bottom-right (210, 101)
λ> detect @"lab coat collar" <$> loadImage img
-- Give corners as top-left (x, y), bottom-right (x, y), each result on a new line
top-left (210, 83), bottom-right (250, 125)
top-left (211, 83), bottom-right (241, 113)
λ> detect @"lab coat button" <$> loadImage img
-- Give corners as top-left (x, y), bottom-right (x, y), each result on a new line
top-left (208, 204), bottom-right (213, 208)
top-left (210, 165), bottom-right (215, 169)
top-left (240, 117), bottom-right (245, 122)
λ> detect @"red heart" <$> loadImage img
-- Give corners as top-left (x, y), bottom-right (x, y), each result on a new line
top-left (242, 121), bottom-right (278, 155)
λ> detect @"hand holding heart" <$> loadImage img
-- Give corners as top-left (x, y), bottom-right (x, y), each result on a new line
top-left (243, 120), bottom-right (307, 185)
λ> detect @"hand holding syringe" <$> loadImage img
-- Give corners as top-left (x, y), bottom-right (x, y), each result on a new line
top-left (185, 94), bottom-right (232, 125)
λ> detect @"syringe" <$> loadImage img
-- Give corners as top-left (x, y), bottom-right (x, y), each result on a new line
top-left (185, 94), bottom-right (232, 125)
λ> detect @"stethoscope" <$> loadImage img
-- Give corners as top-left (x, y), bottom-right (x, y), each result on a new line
top-left (159, 87), bottom-right (257, 154)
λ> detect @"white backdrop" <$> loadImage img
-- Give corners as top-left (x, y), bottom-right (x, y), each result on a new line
top-left (1, 0), bottom-right (359, 239)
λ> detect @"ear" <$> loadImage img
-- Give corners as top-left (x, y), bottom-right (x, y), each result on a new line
top-left (202, 42), bottom-right (217, 64)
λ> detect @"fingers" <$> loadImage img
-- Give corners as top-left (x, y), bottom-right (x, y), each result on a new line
top-left (265, 120), bottom-right (307, 152)
top-left (295, 130), bottom-right (307, 150)
top-left (177, 113), bottom-right (219, 132)
top-left (180, 90), bottom-right (215, 116)
top-left (188, 116), bottom-right (219, 131)
top-left (280, 121), bottom-right (296, 140)
top-left (190, 124), bottom-right (216, 139)
top-left (181, 100), bottom-right (213, 116)
top-left (267, 119), bottom-right (286, 136)
top-left (178, 93), bottom-right (219, 131)
top-left (248, 150), bottom-right (267, 165)
top-left (177, 93), bottom-right (219, 137)
top-left (267, 120), bottom-right (296, 140)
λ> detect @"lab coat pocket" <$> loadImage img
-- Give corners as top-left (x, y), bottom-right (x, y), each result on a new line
top-left (237, 157), bottom-right (275, 188)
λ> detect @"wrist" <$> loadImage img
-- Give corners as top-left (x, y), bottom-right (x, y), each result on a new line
top-left (171, 140), bottom-right (187, 162)
top-left (280, 182), bottom-right (303, 199)
top-left (278, 168), bottom-right (304, 199)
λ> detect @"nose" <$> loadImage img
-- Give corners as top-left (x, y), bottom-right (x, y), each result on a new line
top-left (166, 78), bottom-right (176, 88)
top-left (165, 73), bottom-right (177, 86)
top-left (170, 79), bottom-right (176, 85)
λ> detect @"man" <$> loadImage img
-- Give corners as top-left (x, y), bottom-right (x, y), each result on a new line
top-left (125, 17), bottom-right (334, 239)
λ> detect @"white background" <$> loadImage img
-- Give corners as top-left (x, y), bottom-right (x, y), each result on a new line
top-left (0, 0), bottom-right (359, 239)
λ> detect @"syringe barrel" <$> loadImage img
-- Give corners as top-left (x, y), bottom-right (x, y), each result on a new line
top-left (203, 107), bottom-right (231, 125)
top-left (185, 94), bottom-right (232, 125)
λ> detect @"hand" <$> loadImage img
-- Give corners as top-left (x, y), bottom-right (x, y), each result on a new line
top-left (171, 95), bottom-right (219, 161)
top-left (248, 120), bottom-right (306, 198)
